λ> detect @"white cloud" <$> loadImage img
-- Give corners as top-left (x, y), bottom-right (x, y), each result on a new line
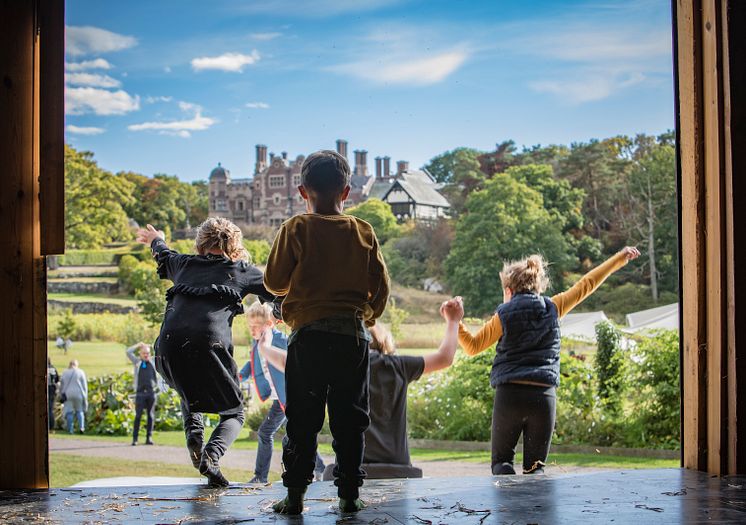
top-left (330, 50), bottom-right (467, 85)
top-left (65, 58), bottom-right (112, 71)
top-left (164, 66), bottom-right (172, 73)
top-left (245, 102), bottom-right (270, 109)
top-left (65, 125), bottom-right (105, 136)
top-left (127, 102), bottom-right (216, 138)
top-left (529, 72), bottom-right (646, 104)
top-left (520, 29), bottom-right (671, 64)
top-left (250, 32), bottom-right (282, 41)
top-left (66, 26), bottom-right (137, 56)
top-left (65, 72), bottom-right (121, 88)
top-left (191, 51), bottom-right (261, 72)
top-left (145, 95), bottom-right (173, 104)
top-left (65, 87), bottom-right (140, 115)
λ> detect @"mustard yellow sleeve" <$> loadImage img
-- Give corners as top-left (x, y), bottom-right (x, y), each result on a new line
top-left (458, 314), bottom-right (504, 356)
top-left (263, 223), bottom-right (296, 296)
top-left (366, 233), bottom-right (390, 325)
top-left (551, 252), bottom-right (628, 318)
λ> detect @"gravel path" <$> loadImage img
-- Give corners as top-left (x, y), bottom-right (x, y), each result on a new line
top-left (50, 437), bottom-right (602, 481)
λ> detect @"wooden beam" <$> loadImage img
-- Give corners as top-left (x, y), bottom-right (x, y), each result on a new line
top-left (0, 0), bottom-right (50, 489)
top-left (677, 0), bottom-right (708, 471)
top-left (701, 0), bottom-right (727, 476)
top-left (38, 0), bottom-right (65, 255)
top-left (722, 0), bottom-right (746, 475)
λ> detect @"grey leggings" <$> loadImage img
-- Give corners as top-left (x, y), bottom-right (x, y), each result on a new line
top-left (491, 383), bottom-right (556, 475)
top-left (181, 399), bottom-right (245, 460)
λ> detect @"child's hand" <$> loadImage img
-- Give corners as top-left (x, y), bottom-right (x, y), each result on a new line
top-left (620, 246), bottom-right (641, 260)
top-left (440, 296), bottom-right (464, 322)
top-left (258, 327), bottom-right (273, 352)
top-left (136, 224), bottom-right (165, 246)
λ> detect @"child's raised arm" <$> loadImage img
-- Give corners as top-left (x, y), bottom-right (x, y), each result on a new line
top-left (552, 246), bottom-right (640, 318)
top-left (422, 297), bottom-right (464, 374)
top-left (257, 328), bottom-right (288, 372)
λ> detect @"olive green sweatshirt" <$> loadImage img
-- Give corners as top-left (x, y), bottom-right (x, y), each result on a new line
top-left (264, 213), bottom-right (390, 331)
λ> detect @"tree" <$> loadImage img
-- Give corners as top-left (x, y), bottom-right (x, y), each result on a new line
top-left (556, 139), bottom-right (628, 246)
top-left (425, 148), bottom-right (487, 217)
top-left (477, 140), bottom-right (518, 176)
top-left (65, 145), bottom-right (134, 248)
top-left (346, 199), bottom-right (400, 243)
top-left (445, 174), bottom-right (574, 316)
top-left (623, 136), bottom-right (677, 300)
top-left (424, 147), bottom-right (483, 184)
top-left (119, 172), bottom-right (208, 232)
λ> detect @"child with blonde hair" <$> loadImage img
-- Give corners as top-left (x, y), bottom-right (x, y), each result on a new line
top-left (459, 247), bottom-right (640, 475)
top-left (238, 301), bottom-right (325, 484)
top-left (136, 217), bottom-right (277, 487)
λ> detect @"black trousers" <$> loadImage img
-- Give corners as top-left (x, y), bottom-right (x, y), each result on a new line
top-left (181, 399), bottom-right (245, 460)
top-left (282, 330), bottom-right (370, 499)
top-left (48, 386), bottom-right (57, 430)
top-left (491, 383), bottom-right (556, 474)
top-left (133, 392), bottom-right (156, 442)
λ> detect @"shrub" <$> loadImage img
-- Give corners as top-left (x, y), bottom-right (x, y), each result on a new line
top-left (53, 372), bottom-right (184, 435)
top-left (381, 299), bottom-right (410, 340)
top-left (48, 312), bottom-right (159, 344)
top-left (625, 330), bottom-right (680, 448)
top-left (56, 309), bottom-right (78, 340)
top-left (243, 239), bottom-right (271, 266)
top-left (594, 321), bottom-right (624, 412)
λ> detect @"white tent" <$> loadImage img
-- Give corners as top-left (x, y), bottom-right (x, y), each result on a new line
top-left (624, 303), bottom-right (679, 333)
top-left (559, 311), bottom-right (610, 342)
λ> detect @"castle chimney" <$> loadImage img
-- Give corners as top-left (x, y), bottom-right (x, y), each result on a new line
top-left (383, 156), bottom-right (391, 178)
top-left (355, 149), bottom-right (368, 177)
top-left (375, 157), bottom-right (382, 179)
top-left (270, 152), bottom-right (275, 162)
top-left (336, 139), bottom-right (348, 159)
top-left (281, 151), bottom-right (287, 160)
top-left (397, 160), bottom-right (409, 176)
top-left (255, 144), bottom-right (268, 173)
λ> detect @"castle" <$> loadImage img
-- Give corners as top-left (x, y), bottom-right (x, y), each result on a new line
top-left (208, 139), bottom-right (450, 227)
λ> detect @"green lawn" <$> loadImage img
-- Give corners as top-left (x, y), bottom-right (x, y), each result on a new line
top-left (52, 431), bottom-right (677, 470)
top-left (50, 453), bottom-right (256, 487)
top-left (49, 265), bottom-right (118, 277)
top-left (48, 341), bottom-right (132, 377)
top-left (49, 293), bottom-right (137, 306)
top-left (48, 277), bottom-right (119, 283)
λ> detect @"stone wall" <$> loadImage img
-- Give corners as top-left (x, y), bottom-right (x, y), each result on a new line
top-left (48, 300), bottom-right (137, 315)
top-left (48, 281), bottom-right (119, 294)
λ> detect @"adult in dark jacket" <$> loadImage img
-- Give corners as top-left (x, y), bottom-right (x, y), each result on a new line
top-left (47, 358), bottom-right (60, 430)
top-left (136, 218), bottom-right (278, 487)
top-left (458, 247), bottom-right (640, 475)
top-left (126, 342), bottom-right (159, 445)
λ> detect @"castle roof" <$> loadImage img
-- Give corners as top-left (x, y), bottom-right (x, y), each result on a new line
top-left (209, 163), bottom-right (229, 180)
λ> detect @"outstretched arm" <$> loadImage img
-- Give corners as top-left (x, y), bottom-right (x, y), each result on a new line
top-left (423, 297), bottom-right (464, 374)
top-left (258, 329), bottom-right (288, 372)
top-left (458, 313), bottom-right (504, 357)
top-left (552, 246), bottom-right (640, 318)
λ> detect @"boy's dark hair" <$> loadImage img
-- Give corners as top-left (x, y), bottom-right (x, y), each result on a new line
top-left (301, 150), bottom-right (351, 197)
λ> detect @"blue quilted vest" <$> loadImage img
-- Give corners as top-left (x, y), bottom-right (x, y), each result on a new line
top-left (251, 329), bottom-right (288, 408)
top-left (490, 293), bottom-right (561, 388)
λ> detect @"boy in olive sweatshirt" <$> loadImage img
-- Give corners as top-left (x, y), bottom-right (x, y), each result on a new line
top-left (264, 150), bottom-right (390, 514)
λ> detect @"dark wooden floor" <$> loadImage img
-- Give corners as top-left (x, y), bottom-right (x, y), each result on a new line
top-left (1, 469), bottom-right (745, 523)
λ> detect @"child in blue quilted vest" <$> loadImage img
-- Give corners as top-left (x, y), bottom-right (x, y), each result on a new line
top-left (458, 247), bottom-right (640, 475)
top-left (239, 301), bottom-right (325, 483)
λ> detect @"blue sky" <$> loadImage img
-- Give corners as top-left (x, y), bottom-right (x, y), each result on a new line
top-left (65, 0), bottom-right (674, 182)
